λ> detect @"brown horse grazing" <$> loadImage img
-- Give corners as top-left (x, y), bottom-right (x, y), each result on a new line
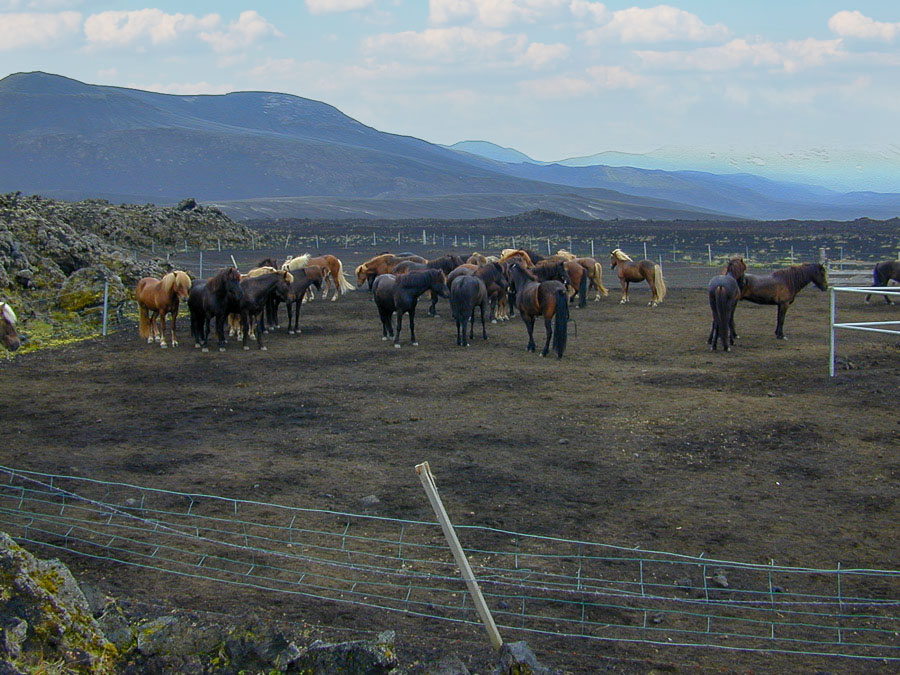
top-left (355, 253), bottom-right (427, 289)
top-left (508, 262), bottom-right (569, 359)
top-left (573, 258), bottom-right (609, 301)
top-left (610, 249), bottom-right (667, 306)
top-left (135, 270), bottom-right (192, 348)
top-left (865, 260), bottom-right (900, 304)
top-left (0, 302), bottom-right (21, 353)
top-left (283, 254), bottom-right (354, 301)
top-left (739, 262), bottom-right (828, 339)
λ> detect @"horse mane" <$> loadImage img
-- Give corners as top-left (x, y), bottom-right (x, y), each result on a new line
top-left (399, 268), bottom-right (444, 287)
top-left (0, 302), bottom-right (16, 325)
top-left (207, 266), bottom-right (240, 292)
top-left (499, 249), bottom-right (534, 266)
top-left (283, 253), bottom-right (312, 271)
top-left (611, 249), bottom-right (632, 262)
top-left (555, 249), bottom-right (576, 261)
top-left (160, 272), bottom-right (177, 293)
top-left (246, 266), bottom-right (277, 278)
top-left (511, 263), bottom-right (539, 282)
top-left (775, 263), bottom-right (822, 292)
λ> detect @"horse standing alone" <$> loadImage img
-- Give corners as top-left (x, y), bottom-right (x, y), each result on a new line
top-left (739, 262), bottom-right (827, 339)
top-left (135, 271), bottom-right (192, 348)
top-left (610, 249), bottom-right (666, 306)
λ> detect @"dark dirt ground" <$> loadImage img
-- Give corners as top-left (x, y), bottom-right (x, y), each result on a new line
top-left (0, 249), bottom-right (897, 673)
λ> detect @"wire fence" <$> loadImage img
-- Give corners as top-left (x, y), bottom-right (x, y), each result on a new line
top-left (0, 465), bottom-right (896, 663)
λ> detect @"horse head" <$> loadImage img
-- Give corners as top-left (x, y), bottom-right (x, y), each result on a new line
top-left (224, 267), bottom-right (244, 302)
top-left (0, 302), bottom-right (21, 352)
top-left (725, 257), bottom-right (747, 282)
top-left (430, 270), bottom-right (450, 299)
top-left (556, 262), bottom-right (572, 287)
top-left (812, 263), bottom-right (828, 291)
top-left (355, 263), bottom-right (369, 287)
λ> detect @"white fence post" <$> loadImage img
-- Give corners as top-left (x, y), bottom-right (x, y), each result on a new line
top-left (416, 462), bottom-right (503, 650)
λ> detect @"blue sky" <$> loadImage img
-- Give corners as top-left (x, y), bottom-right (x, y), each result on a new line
top-left (2, 1), bottom-right (899, 162)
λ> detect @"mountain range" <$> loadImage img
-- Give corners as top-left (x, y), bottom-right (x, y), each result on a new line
top-left (1, 71), bottom-right (898, 222)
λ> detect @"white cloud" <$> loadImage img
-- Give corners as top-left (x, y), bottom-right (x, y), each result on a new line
top-left (199, 10), bottom-right (281, 53)
top-left (0, 11), bottom-right (81, 50)
top-left (636, 37), bottom-right (844, 73)
top-left (364, 26), bottom-right (524, 64)
top-left (519, 41), bottom-right (569, 68)
top-left (429, 0), bottom-right (568, 28)
top-left (568, 0), bottom-right (608, 24)
top-left (306, 0), bottom-right (374, 15)
top-left (828, 10), bottom-right (900, 41)
top-left (83, 9), bottom-right (219, 47)
top-left (0, 1), bottom-right (81, 8)
top-left (585, 64), bottom-right (645, 87)
top-left (580, 4), bottom-right (728, 44)
top-left (519, 64), bottom-right (643, 98)
top-left (131, 81), bottom-right (235, 95)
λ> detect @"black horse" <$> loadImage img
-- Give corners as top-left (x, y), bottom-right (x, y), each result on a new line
top-left (281, 265), bottom-right (326, 335)
top-left (865, 260), bottom-right (900, 304)
top-left (426, 255), bottom-right (467, 317)
top-left (236, 270), bottom-right (295, 351)
top-left (450, 275), bottom-right (489, 347)
top-left (508, 262), bottom-right (569, 359)
top-left (707, 258), bottom-right (746, 352)
top-left (373, 269), bottom-right (449, 348)
top-left (188, 267), bottom-right (243, 352)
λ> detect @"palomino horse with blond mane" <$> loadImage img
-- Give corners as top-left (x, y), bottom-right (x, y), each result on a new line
top-left (1, 302), bottom-right (21, 354)
top-left (609, 249), bottom-right (667, 306)
top-left (135, 270), bottom-right (192, 348)
top-left (283, 253), bottom-right (355, 301)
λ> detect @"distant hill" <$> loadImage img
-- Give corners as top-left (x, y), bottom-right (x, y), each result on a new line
top-left (0, 72), bottom-right (725, 221)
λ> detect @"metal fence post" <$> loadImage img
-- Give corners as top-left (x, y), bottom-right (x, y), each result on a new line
top-left (199, 250), bottom-right (203, 279)
top-left (101, 281), bottom-right (109, 337)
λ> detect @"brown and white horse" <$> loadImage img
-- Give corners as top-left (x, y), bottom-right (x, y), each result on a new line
top-left (0, 302), bottom-right (21, 354)
top-left (610, 249), bottom-right (666, 306)
top-left (135, 270), bottom-right (192, 348)
top-left (283, 253), bottom-right (354, 301)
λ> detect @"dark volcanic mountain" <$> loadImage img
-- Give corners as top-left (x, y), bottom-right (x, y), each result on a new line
top-left (0, 71), bottom-right (725, 220)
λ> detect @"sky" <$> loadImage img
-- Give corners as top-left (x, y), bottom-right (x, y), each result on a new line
top-left (2, 1), bottom-right (899, 162)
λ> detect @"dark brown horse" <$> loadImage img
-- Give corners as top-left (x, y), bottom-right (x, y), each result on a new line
top-left (188, 267), bottom-right (244, 352)
top-left (865, 260), bottom-right (900, 304)
top-left (235, 268), bottom-right (296, 350)
top-left (610, 249), bottom-right (667, 306)
top-left (135, 270), bottom-right (192, 348)
top-left (0, 302), bottom-right (21, 353)
top-left (372, 269), bottom-right (449, 348)
top-left (508, 262), bottom-right (569, 359)
top-left (707, 258), bottom-right (747, 352)
top-left (284, 265), bottom-right (326, 335)
top-left (537, 260), bottom-right (589, 308)
top-left (450, 275), bottom-right (489, 347)
top-left (739, 262), bottom-right (828, 339)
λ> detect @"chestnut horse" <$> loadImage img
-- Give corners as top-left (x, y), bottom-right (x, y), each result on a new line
top-left (0, 302), bottom-right (21, 354)
top-left (508, 262), bottom-right (569, 359)
top-left (136, 270), bottom-right (192, 348)
top-left (610, 249), bottom-right (667, 306)
top-left (739, 262), bottom-right (827, 340)
top-left (355, 253), bottom-right (427, 289)
top-left (574, 258), bottom-right (610, 301)
top-left (283, 253), bottom-right (354, 301)
top-left (865, 260), bottom-right (900, 304)
top-left (707, 258), bottom-right (747, 352)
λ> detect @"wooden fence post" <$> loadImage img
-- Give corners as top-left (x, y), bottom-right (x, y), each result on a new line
top-left (416, 462), bottom-right (503, 650)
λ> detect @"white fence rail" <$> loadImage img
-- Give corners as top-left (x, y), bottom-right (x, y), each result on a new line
top-left (829, 286), bottom-right (900, 376)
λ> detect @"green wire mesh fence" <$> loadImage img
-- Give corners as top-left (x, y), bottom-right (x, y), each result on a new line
top-left (0, 465), bottom-right (896, 662)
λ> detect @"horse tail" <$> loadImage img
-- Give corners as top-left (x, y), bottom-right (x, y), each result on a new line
top-left (138, 301), bottom-right (151, 339)
top-left (553, 288), bottom-right (568, 359)
top-left (593, 263), bottom-right (609, 296)
top-left (577, 265), bottom-right (588, 308)
top-left (334, 258), bottom-right (355, 293)
top-left (653, 264), bottom-right (667, 303)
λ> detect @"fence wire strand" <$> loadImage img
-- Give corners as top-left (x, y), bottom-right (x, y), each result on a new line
top-left (0, 465), bottom-right (896, 662)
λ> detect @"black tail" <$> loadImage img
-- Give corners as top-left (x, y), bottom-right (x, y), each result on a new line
top-left (577, 267), bottom-right (588, 308)
top-left (553, 289), bottom-right (568, 358)
top-left (714, 286), bottom-right (729, 351)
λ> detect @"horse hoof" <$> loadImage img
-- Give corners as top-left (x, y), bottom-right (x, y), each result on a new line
top-left (261, 346), bottom-right (268, 351)
top-left (382, 336), bottom-right (388, 341)
top-left (243, 346), bottom-right (250, 351)
top-left (202, 347), bottom-right (209, 353)
top-left (491, 319), bottom-right (497, 324)
top-left (194, 343), bottom-right (201, 349)
top-left (160, 342), bottom-right (167, 349)
top-left (172, 341), bottom-right (178, 347)
top-left (147, 338), bottom-right (154, 344)
top-left (219, 347), bottom-right (226, 352)
top-left (393, 344), bottom-right (401, 349)
top-left (412, 342), bottom-right (419, 346)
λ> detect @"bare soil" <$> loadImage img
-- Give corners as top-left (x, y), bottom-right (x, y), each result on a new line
top-left (1, 252), bottom-right (897, 673)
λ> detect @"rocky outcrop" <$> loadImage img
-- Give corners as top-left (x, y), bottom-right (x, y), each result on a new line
top-left (0, 532), bottom-right (116, 673)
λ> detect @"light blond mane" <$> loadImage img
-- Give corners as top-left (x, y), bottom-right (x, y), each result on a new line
top-left (246, 266), bottom-right (277, 278)
top-left (160, 270), bottom-right (192, 294)
top-left (611, 249), bottom-right (633, 262)
top-left (282, 253), bottom-right (312, 272)
top-left (555, 249), bottom-right (576, 261)
top-left (0, 302), bottom-right (16, 325)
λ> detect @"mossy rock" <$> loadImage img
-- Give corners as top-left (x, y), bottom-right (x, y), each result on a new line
top-left (57, 267), bottom-right (126, 312)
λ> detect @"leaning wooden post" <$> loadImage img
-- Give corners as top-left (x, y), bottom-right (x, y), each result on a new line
top-left (416, 462), bottom-right (503, 650)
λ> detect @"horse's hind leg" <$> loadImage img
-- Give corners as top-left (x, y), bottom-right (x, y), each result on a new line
top-left (541, 317), bottom-right (553, 357)
top-left (522, 315), bottom-right (536, 352)
top-left (408, 308), bottom-right (419, 346)
top-left (775, 303), bottom-right (789, 339)
top-left (393, 311), bottom-right (405, 348)
top-left (480, 301), bottom-right (488, 340)
top-left (620, 280), bottom-right (629, 304)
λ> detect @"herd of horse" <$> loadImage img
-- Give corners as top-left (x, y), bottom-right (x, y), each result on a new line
top-left (1, 248), bottom-right (896, 360)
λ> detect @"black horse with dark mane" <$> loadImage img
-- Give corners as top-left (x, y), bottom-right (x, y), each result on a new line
top-left (739, 262), bottom-right (827, 339)
top-left (865, 259), bottom-right (900, 304)
top-left (707, 258), bottom-right (747, 352)
top-left (188, 267), bottom-right (243, 352)
top-left (373, 269), bottom-right (449, 348)
top-left (449, 275), bottom-right (489, 347)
